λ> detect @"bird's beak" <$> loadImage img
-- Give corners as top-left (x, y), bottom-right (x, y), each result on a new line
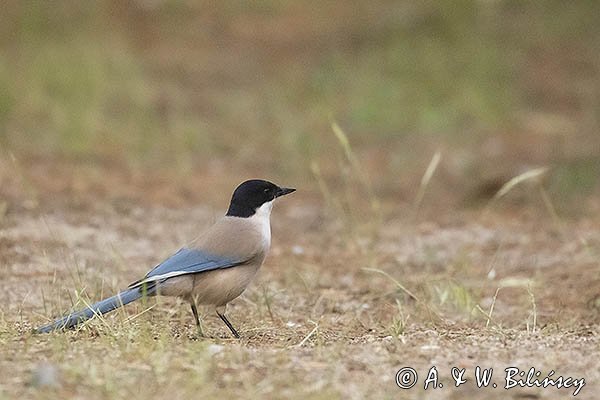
top-left (275, 187), bottom-right (296, 198)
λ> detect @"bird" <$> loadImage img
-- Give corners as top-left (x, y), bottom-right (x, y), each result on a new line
top-left (35, 179), bottom-right (295, 338)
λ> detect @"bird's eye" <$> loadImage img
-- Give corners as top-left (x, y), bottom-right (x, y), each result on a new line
top-left (264, 188), bottom-right (270, 193)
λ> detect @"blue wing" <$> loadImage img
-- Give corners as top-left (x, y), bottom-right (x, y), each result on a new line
top-left (129, 248), bottom-right (243, 288)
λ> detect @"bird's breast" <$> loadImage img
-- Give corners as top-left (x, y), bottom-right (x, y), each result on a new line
top-left (189, 260), bottom-right (263, 306)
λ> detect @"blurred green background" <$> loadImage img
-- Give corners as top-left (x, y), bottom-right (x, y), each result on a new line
top-left (1, 0), bottom-right (599, 210)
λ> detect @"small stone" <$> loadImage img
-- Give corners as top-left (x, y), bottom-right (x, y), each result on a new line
top-left (291, 245), bottom-right (304, 255)
top-left (207, 344), bottom-right (224, 355)
top-left (30, 363), bottom-right (60, 388)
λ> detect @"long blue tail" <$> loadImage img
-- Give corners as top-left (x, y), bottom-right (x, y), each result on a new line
top-left (35, 286), bottom-right (155, 334)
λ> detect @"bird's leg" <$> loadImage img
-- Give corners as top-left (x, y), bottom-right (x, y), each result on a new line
top-left (216, 305), bottom-right (240, 339)
top-left (190, 301), bottom-right (204, 337)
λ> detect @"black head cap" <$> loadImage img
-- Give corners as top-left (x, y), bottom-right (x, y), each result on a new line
top-left (226, 179), bottom-right (295, 218)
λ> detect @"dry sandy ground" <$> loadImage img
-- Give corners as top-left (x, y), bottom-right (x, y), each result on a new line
top-left (1, 177), bottom-right (599, 399)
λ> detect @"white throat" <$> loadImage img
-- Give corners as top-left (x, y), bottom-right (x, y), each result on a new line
top-left (255, 200), bottom-right (273, 218)
top-left (249, 200), bottom-right (273, 246)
